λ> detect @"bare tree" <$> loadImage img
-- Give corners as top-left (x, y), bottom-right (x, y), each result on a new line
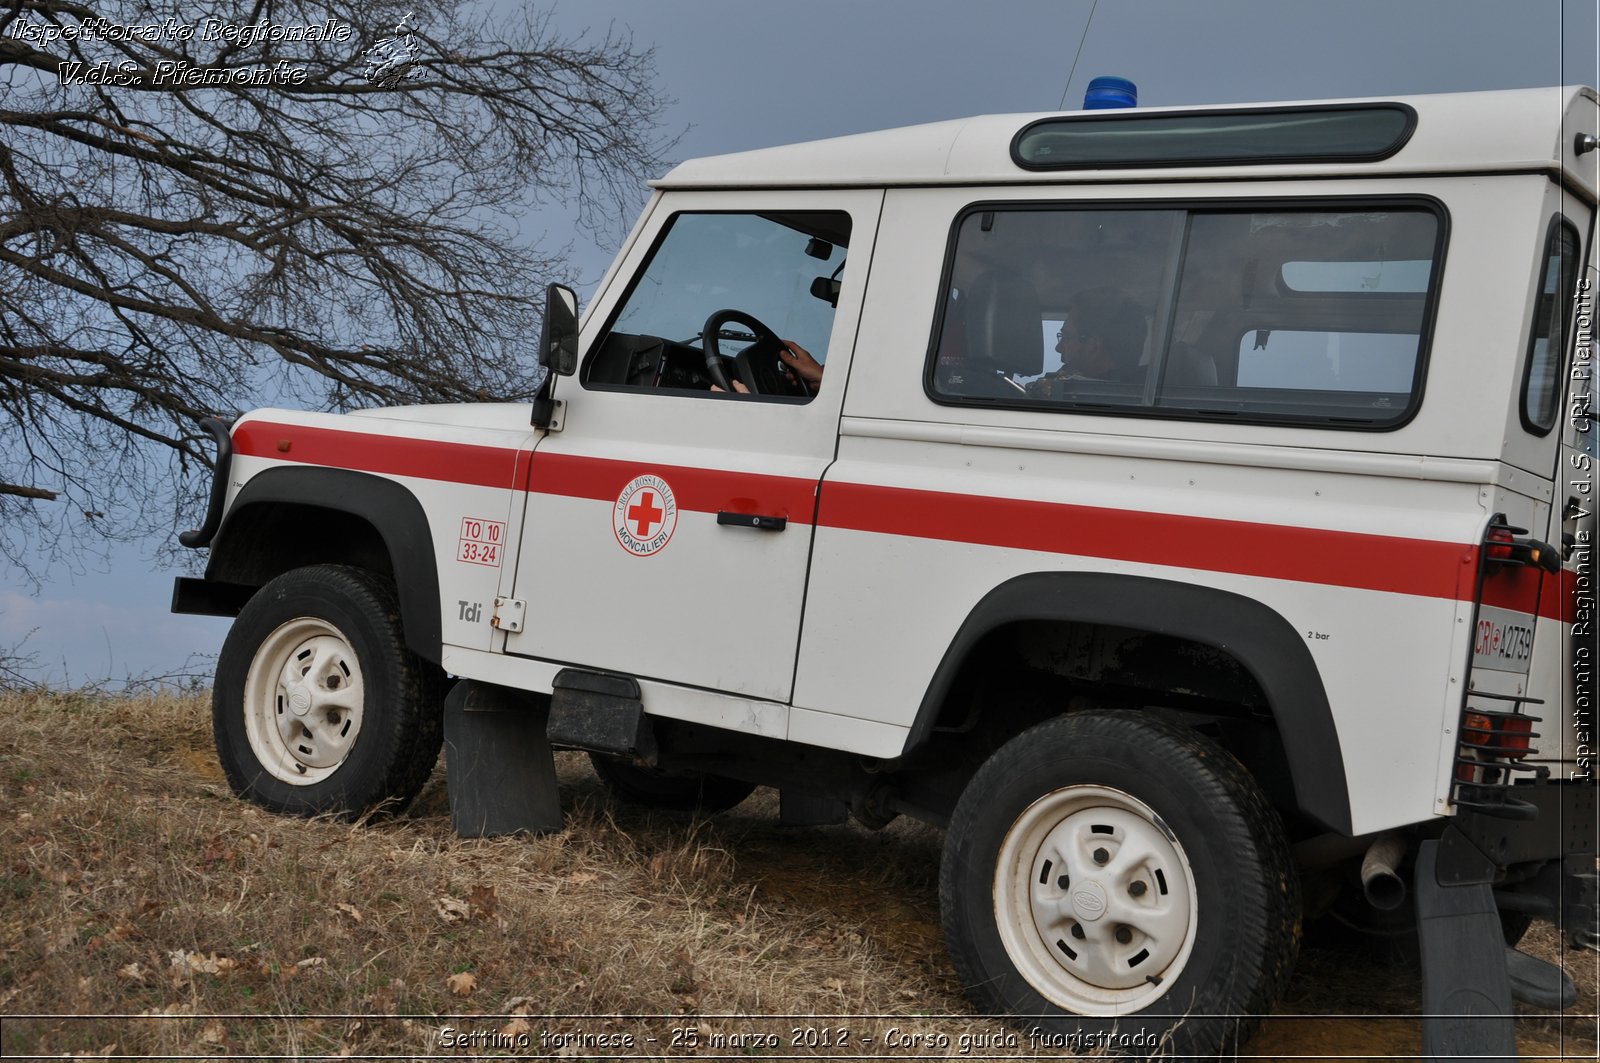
top-left (0, 0), bottom-right (669, 573)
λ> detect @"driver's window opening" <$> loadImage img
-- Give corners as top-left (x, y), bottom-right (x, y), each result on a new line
top-left (585, 211), bottom-right (852, 400)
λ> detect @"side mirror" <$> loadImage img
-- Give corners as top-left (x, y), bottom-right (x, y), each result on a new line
top-left (539, 283), bottom-right (579, 377)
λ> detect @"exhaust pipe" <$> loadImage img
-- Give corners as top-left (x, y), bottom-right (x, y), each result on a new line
top-left (1360, 834), bottom-right (1408, 911)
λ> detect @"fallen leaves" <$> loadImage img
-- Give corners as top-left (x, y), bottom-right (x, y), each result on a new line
top-left (467, 884), bottom-right (497, 918)
top-left (434, 884), bottom-right (498, 924)
top-left (445, 971), bottom-right (476, 996)
top-left (167, 950), bottom-right (241, 978)
top-left (335, 902), bottom-right (363, 924)
top-left (433, 896), bottom-right (470, 924)
top-left (199, 834), bottom-right (238, 869)
top-left (367, 980), bottom-right (403, 1014)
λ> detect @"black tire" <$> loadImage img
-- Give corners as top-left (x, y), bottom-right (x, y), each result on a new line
top-left (588, 753), bottom-right (756, 813)
top-left (213, 564), bottom-right (444, 817)
top-left (940, 711), bottom-right (1300, 1059)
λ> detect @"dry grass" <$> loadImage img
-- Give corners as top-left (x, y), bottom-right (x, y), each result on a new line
top-left (0, 689), bottom-right (1594, 1060)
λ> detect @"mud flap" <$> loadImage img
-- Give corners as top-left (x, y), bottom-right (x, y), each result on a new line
top-left (547, 669), bottom-right (655, 760)
top-left (1414, 839), bottom-right (1516, 1062)
top-left (443, 680), bottom-right (563, 836)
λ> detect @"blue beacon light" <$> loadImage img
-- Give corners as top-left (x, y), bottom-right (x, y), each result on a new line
top-left (1083, 76), bottom-right (1137, 110)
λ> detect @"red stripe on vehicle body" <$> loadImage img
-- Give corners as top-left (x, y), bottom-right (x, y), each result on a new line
top-left (528, 452), bottom-right (821, 523)
top-left (234, 420), bottom-right (522, 489)
top-left (234, 420), bottom-right (1584, 610)
top-left (814, 480), bottom-right (1478, 601)
top-left (1477, 562), bottom-right (1579, 623)
top-left (1480, 564), bottom-right (1545, 618)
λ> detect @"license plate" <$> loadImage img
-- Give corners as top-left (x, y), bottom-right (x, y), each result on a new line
top-left (1472, 604), bottom-right (1535, 674)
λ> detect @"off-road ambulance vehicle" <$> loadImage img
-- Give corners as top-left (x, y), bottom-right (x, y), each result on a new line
top-left (176, 86), bottom-right (1597, 1057)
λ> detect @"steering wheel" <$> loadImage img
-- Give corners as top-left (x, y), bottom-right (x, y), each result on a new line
top-left (701, 309), bottom-right (806, 397)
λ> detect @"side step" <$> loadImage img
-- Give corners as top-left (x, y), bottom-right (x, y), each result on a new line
top-left (442, 681), bottom-right (564, 837)
top-left (1414, 839), bottom-right (1516, 1062)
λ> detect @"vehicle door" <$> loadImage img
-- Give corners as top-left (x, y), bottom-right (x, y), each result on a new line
top-left (504, 191), bottom-right (882, 703)
top-left (1533, 200), bottom-right (1595, 768)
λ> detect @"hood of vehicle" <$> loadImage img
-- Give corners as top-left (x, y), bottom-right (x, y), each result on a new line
top-left (345, 402), bottom-right (533, 430)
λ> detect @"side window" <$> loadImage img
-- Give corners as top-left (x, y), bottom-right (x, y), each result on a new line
top-left (927, 203), bottom-right (1444, 428)
top-left (930, 210), bottom-right (1176, 403)
top-left (584, 212), bottom-right (850, 400)
top-left (1521, 216), bottom-right (1580, 435)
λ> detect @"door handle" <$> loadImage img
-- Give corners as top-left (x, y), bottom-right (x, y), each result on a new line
top-left (717, 511), bottom-right (787, 531)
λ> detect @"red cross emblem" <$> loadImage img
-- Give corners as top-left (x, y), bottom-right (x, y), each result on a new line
top-left (614, 474), bottom-right (677, 555)
top-left (627, 490), bottom-right (664, 538)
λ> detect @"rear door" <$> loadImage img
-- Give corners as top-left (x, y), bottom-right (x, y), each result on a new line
top-left (1532, 202), bottom-right (1595, 767)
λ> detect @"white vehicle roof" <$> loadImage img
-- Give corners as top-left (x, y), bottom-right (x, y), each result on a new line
top-left (656, 86), bottom-right (1599, 202)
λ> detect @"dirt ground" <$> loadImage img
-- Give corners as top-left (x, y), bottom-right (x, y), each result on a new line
top-left (0, 691), bottom-right (1595, 1060)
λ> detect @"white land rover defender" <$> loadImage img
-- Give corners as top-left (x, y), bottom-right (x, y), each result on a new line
top-left (175, 86), bottom-right (1597, 1057)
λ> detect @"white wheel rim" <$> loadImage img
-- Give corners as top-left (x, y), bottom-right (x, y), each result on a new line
top-left (242, 617), bottom-right (366, 786)
top-left (993, 784), bottom-right (1198, 1015)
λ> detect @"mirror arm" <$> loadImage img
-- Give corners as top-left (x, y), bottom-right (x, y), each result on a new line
top-left (530, 366), bottom-right (559, 429)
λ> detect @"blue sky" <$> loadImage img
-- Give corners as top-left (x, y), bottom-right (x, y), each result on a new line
top-left (5, 0), bottom-right (1598, 684)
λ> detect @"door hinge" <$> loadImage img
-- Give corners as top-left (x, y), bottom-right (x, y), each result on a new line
top-left (491, 597), bottom-right (526, 633)
top-left (530, 397), bottom-right (564, 432)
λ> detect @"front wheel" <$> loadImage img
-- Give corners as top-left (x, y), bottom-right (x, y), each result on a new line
top-left (939, 711), bottom-right (1299, 1059)
top-left (213, 565), bottom-right (444, 817)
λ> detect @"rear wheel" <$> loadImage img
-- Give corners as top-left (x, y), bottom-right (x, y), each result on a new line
top-left (213, 565), bottom-right (444, 816)
top-left (589, 753), bottom-right (755, 813)
top-left (940, 711), bottom-right (1299, 1059)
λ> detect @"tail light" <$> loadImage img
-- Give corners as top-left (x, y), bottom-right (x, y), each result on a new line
top-left (1451, 700), bottom-right (1542, 817)
top-left (1462, 710), bottom-right (1534, 759)
top-left (1483, 517), bottom-right (1562, 573)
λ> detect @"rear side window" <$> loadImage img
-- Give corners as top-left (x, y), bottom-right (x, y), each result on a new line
top-left (926, 201), bottom-right (1444, 428)
top-left (1521, 216), bottom-right (1580, 434)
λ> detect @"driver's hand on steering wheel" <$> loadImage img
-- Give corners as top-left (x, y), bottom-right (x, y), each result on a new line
top-left (778, 341), bottom-right (824, 389)
top-left (711, 341), bottom-right (821, 396)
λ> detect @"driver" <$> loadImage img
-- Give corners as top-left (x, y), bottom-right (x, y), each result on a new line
top-left (716, 340), bottom-right (825, 394)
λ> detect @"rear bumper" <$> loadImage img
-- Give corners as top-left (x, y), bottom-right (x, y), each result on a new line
top-left (1443, 778), bottom-right (1597, 875)
top-left (1437, 779), bottom-right (1597, 944)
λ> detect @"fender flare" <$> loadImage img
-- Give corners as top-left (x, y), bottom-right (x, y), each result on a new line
top-left (206, 466), bottom-right (443, 664)
top-left (907, 571), bottom-right (1351, 833)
